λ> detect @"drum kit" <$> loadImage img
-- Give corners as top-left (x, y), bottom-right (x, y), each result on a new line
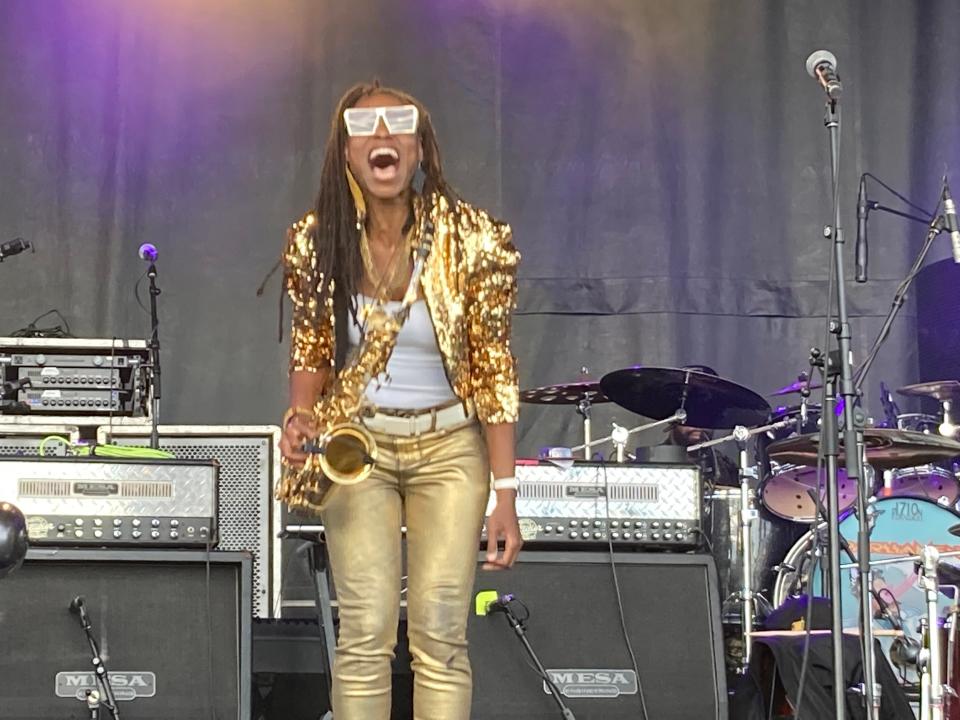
top-left (522, 366), bottom-right (960, 704)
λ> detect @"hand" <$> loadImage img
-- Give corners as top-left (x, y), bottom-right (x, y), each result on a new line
top-left (279, 412), bottom-right (316, 469)
top-left (484, 497), bottom-right (523, 570)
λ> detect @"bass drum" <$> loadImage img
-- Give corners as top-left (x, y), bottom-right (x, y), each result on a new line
top-left (773, 497), bottom-right (960, 683)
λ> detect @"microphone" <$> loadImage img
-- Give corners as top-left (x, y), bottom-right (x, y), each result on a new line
top-left (0, 237), bottom-right (32, 261)
top-left (942, 181), bottom-right (960, 264)
top-left (856, 175), bottom-right (869, 282)
top-left (138, 243), bottom-right (158, 262)
top-left (69, 596), bottom-right (85, 614)
top-left (485, 593), bottom-right (514, 614)
top-left (805, 50), bottom-right (842, 100)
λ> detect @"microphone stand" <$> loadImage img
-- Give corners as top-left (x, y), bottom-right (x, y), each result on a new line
top-left (147, 261), bottom-right (162, 449)
top-left (71, 598), bottom-right (122, 719)
top-left (854, 209), bottom-right (945, 389)
top-left (847, 185), bottom-right (945, 719)
top-left (818, 94), bottom-right (863, 719)
top-left (493, 600), bottom-right (576, 720)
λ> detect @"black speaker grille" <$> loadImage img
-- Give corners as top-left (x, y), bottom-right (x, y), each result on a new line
top-left (468, 551), bottom-right (726, 720)
top-left (109, 433), bottom-right (274, 617)
top-left (0, 549), bottom-right (250, 720)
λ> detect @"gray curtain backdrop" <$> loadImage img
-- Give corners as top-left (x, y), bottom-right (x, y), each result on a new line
top-left (1, 0), bottom-right (958, 457)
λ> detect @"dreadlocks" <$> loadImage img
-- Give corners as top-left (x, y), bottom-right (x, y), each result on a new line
top-left (311, 80), bottom-right (458, 310)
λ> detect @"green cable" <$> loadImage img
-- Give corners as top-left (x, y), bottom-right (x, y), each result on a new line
top-left (36, 435), bottom-right (174, 460)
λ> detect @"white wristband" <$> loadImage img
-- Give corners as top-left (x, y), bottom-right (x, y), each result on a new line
top-left (492, 476), bottom-right (519, 491)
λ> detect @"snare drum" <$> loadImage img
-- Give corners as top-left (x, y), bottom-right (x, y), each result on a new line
top-left (773, 497), bottom-right (960, 683)
top-left (878, 464), bottom-right (960, 505)
top-left (896, 412), bottom-right (942, 433)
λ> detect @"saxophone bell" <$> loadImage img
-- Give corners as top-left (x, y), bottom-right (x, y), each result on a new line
top-left (314, 422), bottom-right (378, 484)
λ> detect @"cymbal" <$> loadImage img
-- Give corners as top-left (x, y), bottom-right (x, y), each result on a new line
top-left (897, 380), bottom-right (960, 403)
top-left (767, 428), bottom-right (960, 470)
top-left (769, 379), bottom-right (823, 397)
top-left (598, 366), bottom-right (770, 429)
top-left (519, 381), bottom-right (609, 405)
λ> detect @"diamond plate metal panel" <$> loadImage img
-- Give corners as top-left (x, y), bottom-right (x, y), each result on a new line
top-left (514, 464), bottom-right (700, 522)
top-left (0, 459), bottom-right (217, 516)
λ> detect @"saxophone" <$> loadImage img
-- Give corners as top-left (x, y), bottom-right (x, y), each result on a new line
top-left (276, 220), bottom-right (435, 512)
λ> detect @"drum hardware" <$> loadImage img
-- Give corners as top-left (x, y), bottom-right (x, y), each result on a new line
top-left (519, 377), bottom-right (608, 462)
top-left (688, 416), bottom-right (795, 673)
top-left (898, 382), bottom-right (960, 441)
top-left (568, 410), bottom-right (687, 462)
top-left (768, 372), bottom-right (823, 398)
top-left (920, 545), bottom-right (948, 720)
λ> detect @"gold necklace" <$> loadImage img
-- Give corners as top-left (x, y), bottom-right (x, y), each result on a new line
top-left (360, 229), bottom-right (412, 301)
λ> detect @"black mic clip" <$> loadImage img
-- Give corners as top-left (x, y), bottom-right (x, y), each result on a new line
top-left (0, 237), bottom-right (33, 262)
top-left (70, 595), bottom-right (85, 615)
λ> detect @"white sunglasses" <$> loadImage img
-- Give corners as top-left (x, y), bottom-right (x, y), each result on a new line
top-left (343, 105), bottom-right (419, 137)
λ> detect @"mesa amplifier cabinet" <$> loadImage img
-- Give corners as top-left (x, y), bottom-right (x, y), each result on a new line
top-left (97, 425), bottom-right (282, 617)
top-left (0, 548), bottom-right (251, 720)
top-left (485, 461), bottom-right (702, 548)
top-left (0, 456), bottom-right (218, 546)
top-left (469, 552), bottom-right (727, 719)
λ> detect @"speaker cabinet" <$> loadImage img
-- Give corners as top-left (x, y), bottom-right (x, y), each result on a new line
top-left (468, 551), bottom-right (727, 720)
top-left (0, 548), bottom-right (252, 719)
top-left (98, 424), bottom-right (282, 617)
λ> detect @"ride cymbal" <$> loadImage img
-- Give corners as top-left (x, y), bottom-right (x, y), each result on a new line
top-left (897, 380), bottom-right (960, 403)
top-left (767, 428), bottom-right (960, 470)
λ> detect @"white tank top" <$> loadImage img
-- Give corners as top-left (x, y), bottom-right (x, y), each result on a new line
top-left (346, 294), bottom-right (458, 410)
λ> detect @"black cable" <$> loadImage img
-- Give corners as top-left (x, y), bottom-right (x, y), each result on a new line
top-left (863, 172), bottom-right (937, 218)
top-left (9, 308), bottom-right (73, 337)
top-left (600, 463), bottom-right (651, 720)
top-left (853, 197), bottom-right (943, 386)
top-left (271, 537), bottom-right (300, 618)
top-left (794, 362), bottom-right (828, 720)
top-left (205, 539), bottom-right (219, 720)
top-left (767, 653), bottom-right (778, 720)
top-left (133, 269), bottom-right (150, 316)
top-left (876, 587), bottom-right (904, 629)
top-left (690, 526), bottom-right (715, 555)
top-left (793, 532), bottom-right (821, 720)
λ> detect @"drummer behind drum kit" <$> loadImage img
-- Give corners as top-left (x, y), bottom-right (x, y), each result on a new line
top-left (520, 367), bottom-right (960, 702)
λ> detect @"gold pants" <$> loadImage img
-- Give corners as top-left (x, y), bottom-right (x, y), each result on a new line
top-left (322, 418), bottom-right (489, 720)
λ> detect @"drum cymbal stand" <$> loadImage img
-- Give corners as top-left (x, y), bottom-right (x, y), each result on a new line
top-left (689, 416), bottom-right (795, 672)
top-left (576, 396), bottom-right (594, 461)
top-left (920, 545), bottom-right (946, 720)
top-left (569, 409), bottom-right (687, 461)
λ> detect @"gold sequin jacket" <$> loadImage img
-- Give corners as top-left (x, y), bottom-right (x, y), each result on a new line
top-left (283, 192), bottom-right (520, 425)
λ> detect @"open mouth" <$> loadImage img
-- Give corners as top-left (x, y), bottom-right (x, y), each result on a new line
top-left (368, 147), bottom-right (400, 181)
